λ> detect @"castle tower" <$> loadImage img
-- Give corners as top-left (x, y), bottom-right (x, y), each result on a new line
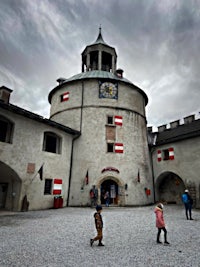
top-left (48, 29), bottom-right (153, 206)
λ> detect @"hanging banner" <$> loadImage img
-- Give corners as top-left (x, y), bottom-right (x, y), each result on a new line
top-left (110, 185), bottom-right (116, 198)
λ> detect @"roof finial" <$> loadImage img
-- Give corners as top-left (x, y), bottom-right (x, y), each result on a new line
top-left (95, 25), bottom-right (105, 43)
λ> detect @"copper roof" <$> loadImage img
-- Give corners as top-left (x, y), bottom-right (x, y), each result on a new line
top-left (48, 70), bottom-right (148, 105)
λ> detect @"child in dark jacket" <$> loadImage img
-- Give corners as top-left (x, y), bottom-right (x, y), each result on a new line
top-left (154, 203), bottom-right (170, 245)
top-left (90, 205), bottom-right (104, 247)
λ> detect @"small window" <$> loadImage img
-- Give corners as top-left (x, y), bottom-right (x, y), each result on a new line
top-left (0, 116), bottom-right (13, 143)
top-left (163, 149), bottom-right (169, 160)
top-left (44, 179), bottom-right (52, 194)
top-left (43, 132), bottom-right (61, 154)
top-left (107, 116), bottom-right (113, 125)
top-left (107, 143), bottom-right (114, 153)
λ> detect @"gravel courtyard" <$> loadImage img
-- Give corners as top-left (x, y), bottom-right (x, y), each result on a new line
top-left (0, 205), bottom-right (199, 267)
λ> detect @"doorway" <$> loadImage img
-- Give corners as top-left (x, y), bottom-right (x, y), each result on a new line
top-left (101, 179), bottom-right (118, 205)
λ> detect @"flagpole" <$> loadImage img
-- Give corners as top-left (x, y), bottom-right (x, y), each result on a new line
top-left (22, 163), bottom-right (44, 211)
top-left (30, 163), bottom-right (44, 184)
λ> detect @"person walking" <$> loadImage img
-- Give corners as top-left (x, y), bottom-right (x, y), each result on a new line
top-left (182, 189), bottom-right (193, 220)
top-left (154, 203), bottom-right (170, 245)
top-left (104, 191), bottom-right (110, 207)
top-left (90, 205), bottom-right (104, 247)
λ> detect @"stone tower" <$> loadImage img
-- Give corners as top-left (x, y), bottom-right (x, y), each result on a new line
top-left (48, 28), bottom-right (153, 206)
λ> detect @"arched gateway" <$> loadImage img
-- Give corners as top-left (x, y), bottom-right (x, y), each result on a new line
top-left (0, 161), bottom-right (21, 211)
top-left (155, 171), bottom-right (185, 204)
top-left (96, 175), bottom-right (125, 206)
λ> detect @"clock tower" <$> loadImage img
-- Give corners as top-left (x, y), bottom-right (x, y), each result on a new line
top-left (48, 28), bottom-right (153, 207)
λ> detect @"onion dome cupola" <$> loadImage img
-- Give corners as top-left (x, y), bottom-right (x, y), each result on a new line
top-left (81, 26), bottom-right (117, 73)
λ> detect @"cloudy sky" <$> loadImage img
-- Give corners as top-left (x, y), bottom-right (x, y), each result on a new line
top-left (0, 0), bottom-right (200, 129)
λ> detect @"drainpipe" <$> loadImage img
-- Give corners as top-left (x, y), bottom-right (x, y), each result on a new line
top-left (66, 132), bottom-right (81, 206)
top-left (150, 146), bottom-right (156, 203)
top-left (66, 80), bottom-right (84, 206)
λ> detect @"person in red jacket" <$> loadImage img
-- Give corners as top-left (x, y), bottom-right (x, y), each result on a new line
top-left (154, 203), bottom-right (170, 245)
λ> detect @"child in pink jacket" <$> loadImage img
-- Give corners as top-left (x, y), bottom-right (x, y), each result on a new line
top-left (154, 203), bottom-right (170, 245)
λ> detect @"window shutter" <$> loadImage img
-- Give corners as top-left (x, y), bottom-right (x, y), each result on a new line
top-left (157, 150), bottom-right (162, 161)
top-left (169, 147), bottom-right (174, 160)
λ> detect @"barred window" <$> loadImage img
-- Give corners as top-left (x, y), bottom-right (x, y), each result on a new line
top-left (107, 143), bottom-right (114, 153)
top-left (44, 179), bottom-right (52, 194)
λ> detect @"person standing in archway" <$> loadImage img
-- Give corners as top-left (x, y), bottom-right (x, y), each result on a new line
top-left (182, 189), bottom-right (193, 220)
top-left (104, 191), bottom-right (110, 207)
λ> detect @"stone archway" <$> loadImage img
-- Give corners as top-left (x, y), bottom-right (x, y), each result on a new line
top-left (0, 161), bottom-right (21, 211)
top-left (96, 175), bottom-right (125, 206)
top-left (155, 172), bottom-right (185, 204)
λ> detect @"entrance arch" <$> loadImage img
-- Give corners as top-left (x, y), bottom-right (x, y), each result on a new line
top-left (0, 161), bottom-right (21, 211)
top-left (97, 175), bottom-right (125, 206)
top-left (155, 171), bottom-right (185, 204)
top-left (101, 179), bottom-right (118, 205)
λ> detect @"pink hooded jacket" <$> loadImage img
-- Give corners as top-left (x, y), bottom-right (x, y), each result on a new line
top-left (154, 206), bottom-right (165, 228)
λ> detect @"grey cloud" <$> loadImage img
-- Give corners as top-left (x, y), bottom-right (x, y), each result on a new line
top-left (0, 0), bottom-right (200, 127)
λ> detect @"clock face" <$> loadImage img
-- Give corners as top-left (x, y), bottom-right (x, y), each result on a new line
top-left (99, 82), bottom-right (118, 99)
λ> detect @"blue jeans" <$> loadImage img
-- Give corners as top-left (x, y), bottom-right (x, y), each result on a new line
top-left (105, 198), bottom-right (110, 207)
top-left (184, 203), bottom-right (192, 219)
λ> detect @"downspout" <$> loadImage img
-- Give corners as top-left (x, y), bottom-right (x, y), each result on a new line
top-left (150, 146), bottom-right (156, 203)
top-left (66, 132), bottom-right (81, 206)
top-left (66, 80), bottom-right (84, 206)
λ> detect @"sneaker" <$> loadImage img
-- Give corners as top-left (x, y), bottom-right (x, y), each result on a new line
top-left (164, 241), bottom-right (170, 245)
top-left (90, 239), bottom-right (94, 247)
top-left (98, 242), bottom-right (104, 246)
top-left (157, 241), bottom-right (162, 244)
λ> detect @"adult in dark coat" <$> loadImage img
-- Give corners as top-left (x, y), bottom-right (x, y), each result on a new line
top-left (182, 189), bottom-right (193, 220)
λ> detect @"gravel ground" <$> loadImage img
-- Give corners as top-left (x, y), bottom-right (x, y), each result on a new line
top-left (0, 205), bottom-right (199, 267)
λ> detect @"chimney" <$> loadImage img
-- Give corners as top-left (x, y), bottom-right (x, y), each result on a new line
top-left (0, 86), bottom-right (13, 104)
top-left (170, 120), bottom-right (180, 129)
top-left (158, 124), bottom-right (167, 132)
top-left (56, 78), bottom-right (66, 85)
top-left (115, 69), bottom-right (124, 78)
top-left (184, 115), bottom-right (195, 124)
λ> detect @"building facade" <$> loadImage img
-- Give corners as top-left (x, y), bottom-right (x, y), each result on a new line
top-left (0, 29), bottom-right (199, 211)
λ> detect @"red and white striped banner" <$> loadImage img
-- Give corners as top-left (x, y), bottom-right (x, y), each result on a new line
top-left (61, 92), bottom-right (69, 102)
top-left (53, 179), bottom-right (62, 195)
top-left (115, 143), bottom-right (124, 153)
top-left (114, 116), bottom-right (123, 126)
top-left (157, 150), bottom-right (162, 162)
top-left (169, 147), bottom-right (174, 160)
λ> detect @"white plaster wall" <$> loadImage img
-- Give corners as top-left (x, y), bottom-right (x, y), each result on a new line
top-left (50, 80), bottom-right (146, 131)
top-left (0, 109), bottom-right (73, 211)
top-left (49, 78), bottom-right (153, 206)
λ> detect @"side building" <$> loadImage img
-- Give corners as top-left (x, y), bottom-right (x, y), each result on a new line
top-left (148, 115), bottom-right (200, 208)
top-left (0, 86), bottom-right (80, 211)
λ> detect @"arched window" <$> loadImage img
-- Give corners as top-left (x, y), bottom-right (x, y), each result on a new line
top-left (43, 132), bottom-right (61, 154)
top-left (0, 115), bottom-right (14, 143)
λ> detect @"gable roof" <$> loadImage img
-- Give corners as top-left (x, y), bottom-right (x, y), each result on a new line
top-left (0, 100), bottom-right (80, 136)
top-left (155, 119), bottom-right (200, 145)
